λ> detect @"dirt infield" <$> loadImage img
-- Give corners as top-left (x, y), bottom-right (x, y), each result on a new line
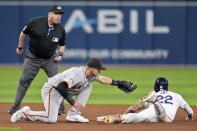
top-left (0, 104), bottom-right (196, 131)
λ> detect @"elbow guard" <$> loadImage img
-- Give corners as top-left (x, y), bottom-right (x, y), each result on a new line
top-left (54, 82), bottom-right (75, 106)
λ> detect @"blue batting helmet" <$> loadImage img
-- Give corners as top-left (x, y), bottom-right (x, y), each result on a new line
top-left (154, 77), bottom-right (168, 92)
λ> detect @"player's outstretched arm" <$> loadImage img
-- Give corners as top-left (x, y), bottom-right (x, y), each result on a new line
top-left (97, 76), bottom-right (137, 93)
top-left (96, 76), bottom-right (112, 85)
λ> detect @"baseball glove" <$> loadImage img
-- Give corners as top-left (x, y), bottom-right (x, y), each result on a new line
top-left (118, 80), bottom-right (137, 93)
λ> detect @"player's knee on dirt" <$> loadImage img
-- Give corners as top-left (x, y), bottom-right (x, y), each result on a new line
top-left (45, 117), bottom-right (57, 123)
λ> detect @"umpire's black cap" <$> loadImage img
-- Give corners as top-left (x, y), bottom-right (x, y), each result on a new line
top-left (87, 58), bottom-right (106, 70)
top-left (49, 5), bottom-right (64, 14)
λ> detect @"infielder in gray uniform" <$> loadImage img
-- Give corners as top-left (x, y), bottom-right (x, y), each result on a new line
top-left (10, 58), bottom-right (137, 123)
top-left (9, 5), bottom-right (66, 115)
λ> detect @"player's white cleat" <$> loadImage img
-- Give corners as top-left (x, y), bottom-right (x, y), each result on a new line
top-left (66, 114), bottom-right (89, 123)
top-left (142, 90), bottom-right (157, 103)
top-left (10, 106), bottom-right (30, 123)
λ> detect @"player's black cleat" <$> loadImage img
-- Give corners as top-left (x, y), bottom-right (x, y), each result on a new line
top-left (58, 110), bottom-right (66, 115)
top-left (8, 108), bottom-right (19, 115)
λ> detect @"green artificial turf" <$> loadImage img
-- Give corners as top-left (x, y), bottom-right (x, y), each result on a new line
top-left (0, 67), bottom-right (196, 106)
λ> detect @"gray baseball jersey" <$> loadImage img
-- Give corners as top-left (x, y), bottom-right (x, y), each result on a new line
top-left (23, 66), bottom-right (98, 123)
top-left (48, 66), bottom-right (99, 92)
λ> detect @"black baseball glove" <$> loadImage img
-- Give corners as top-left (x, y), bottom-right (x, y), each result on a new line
top-left (117, 80), bottom-right (137, 93)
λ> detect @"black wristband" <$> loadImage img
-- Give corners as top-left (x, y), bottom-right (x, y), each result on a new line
top-left (57, 52), bottom-right (63, 57)
top-left (17, 47), bottom-right (23, 50)
top-left (111, 80), bottom-right (119, 86)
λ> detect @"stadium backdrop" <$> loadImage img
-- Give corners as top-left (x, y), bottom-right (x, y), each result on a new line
top-left (0, 0), bottom-right (197, 65)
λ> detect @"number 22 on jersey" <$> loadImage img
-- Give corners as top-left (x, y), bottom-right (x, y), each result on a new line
top-left (157, 95), bottom-right (173, 105)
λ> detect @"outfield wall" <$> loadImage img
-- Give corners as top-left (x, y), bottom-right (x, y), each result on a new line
top-left (0, 0), bottom-right (197, 65)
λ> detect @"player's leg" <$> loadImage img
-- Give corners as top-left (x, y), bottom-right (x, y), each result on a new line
top-left (9, 58), bottom-right (41, 114)
top-left (122, 105), bottom-right (158, 123)
top-left (122, 90), bottom-right (162, 124)
top-left (97, 109), bottom-right (157, 124)
top-left (24, 85), bottom-right (63, 123)
top-left (97, 102), bottom-right (145, 123)
top-left (42, 58), bottom-right (65, 115)
top-left (66, 84), bottom-right (92, 122)
top-left (121, 113), bottom-right (148, 123)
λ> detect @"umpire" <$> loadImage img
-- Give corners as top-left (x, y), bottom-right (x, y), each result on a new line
top-left (8, 5), bottom-right (66, 115)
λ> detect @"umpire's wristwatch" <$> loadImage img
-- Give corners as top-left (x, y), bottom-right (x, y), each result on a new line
top-left (17, 47), bottom-right (23, 50)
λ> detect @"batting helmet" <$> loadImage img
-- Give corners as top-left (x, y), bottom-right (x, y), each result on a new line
top-left (154, 77), bottom-right (168, 92)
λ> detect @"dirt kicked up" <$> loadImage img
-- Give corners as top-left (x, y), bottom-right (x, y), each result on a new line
top-left (0, 104), bottom-right (196, 131)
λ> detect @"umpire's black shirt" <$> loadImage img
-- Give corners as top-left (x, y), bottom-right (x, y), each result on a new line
top-left (23, 16), bottom-right (65, 59)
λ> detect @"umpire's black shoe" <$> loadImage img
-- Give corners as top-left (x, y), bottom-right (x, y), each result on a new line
top-left (58, 110), bottom-right (66, 115)
top-left (8, 108), bottom-right (19, 115)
